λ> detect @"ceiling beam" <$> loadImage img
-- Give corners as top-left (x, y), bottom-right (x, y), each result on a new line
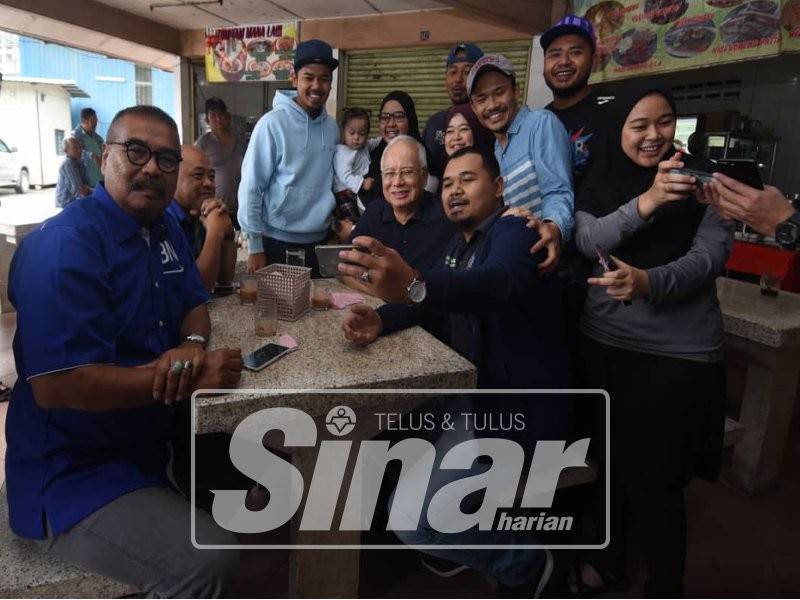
top-left (0, 0), bottom-right (182, 55)
top-left (436, 0), bottom-right (553, 35)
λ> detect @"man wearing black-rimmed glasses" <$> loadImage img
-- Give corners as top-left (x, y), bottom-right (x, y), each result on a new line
top-left (7, 105), bottom-right (243, 597)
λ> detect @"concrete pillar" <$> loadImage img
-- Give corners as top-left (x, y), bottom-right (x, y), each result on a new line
top-left (178, 57), bottom-right (193, 143)
top-left (526, 35), bottom-right (553, 109)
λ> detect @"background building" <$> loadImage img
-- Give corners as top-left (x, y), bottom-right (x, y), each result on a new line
top-left (1, 32), bottom-right (176, 139)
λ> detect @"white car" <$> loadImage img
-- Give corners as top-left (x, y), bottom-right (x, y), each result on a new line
top-left (0, 137), bottom-right (30, 193)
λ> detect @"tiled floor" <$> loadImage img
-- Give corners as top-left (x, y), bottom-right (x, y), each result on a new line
top-left (1, 309), bottom-right (799, 597)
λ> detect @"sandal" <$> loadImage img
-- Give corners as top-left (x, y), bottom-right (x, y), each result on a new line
top-left (567, 562), bottom-right (623, 597)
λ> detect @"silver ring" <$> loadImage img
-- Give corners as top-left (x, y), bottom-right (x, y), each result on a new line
top-left (170, 360), bottom-right (184, 375)
top-left (183, 360), bottom-right (193, 370)
top-left (360, 270), bottom-right (371, 283)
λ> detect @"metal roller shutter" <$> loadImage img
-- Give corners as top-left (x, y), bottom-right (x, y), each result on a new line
top-left (340, 40), bottom-right (532, 133)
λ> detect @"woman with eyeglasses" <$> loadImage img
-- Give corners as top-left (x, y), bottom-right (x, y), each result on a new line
top-left (362, 90), bottom-right (430, 207)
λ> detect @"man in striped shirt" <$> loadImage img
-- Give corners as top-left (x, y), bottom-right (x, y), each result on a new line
top-left (468, 54), bottom-right (573, 273)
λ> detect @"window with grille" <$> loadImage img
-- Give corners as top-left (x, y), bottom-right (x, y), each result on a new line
top-left (55, 129), bottom-right (65, 155)
top-left (135, 65), bottom-right (153, 105)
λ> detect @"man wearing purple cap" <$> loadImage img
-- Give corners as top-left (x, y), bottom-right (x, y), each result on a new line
top-left (542, 15), bottom-right (615, 188)
top-left (468, 54), bottom-right (573, 273)
top-left (421, 43), bottom-right (484, 180)
top-left (541, 16), bottom-right (616, 375)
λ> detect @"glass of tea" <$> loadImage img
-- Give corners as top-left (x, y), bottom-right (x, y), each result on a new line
top-left (759, 272), bottom-right (782, 297)
top-left (310, 281), bottom-right (333, 310)
top-left (254, 299), bottom-right (278, 337)
top-left (239, 276), bottom-right (258, 305)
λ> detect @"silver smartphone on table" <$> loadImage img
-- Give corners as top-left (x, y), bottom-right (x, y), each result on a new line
top-left (314, 244), bottom-right (367, 278)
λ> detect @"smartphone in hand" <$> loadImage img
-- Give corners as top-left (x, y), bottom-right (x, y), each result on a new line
top-left (315, 244), bottom-right (368, 278)
top-left (595, 245), bottom-right (632, 306)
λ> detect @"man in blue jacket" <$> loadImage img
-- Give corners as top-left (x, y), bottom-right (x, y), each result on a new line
top-left (338, 147), bottom-right (571, 594)
top-left (238, 39), bottom-right (340, 277)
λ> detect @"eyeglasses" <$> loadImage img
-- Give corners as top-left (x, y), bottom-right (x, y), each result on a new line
top-left (381, 168), bottom-right (421, 182)
top-left (107, 141), bottom-right (182, 174)
top-left (379, 111), bottom-right (408, 123)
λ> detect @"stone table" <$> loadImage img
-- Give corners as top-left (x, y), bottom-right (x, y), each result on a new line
top-left (200, 281), bottom-right (477, 597)
top-left (717, 277), bottom-right (800, 493)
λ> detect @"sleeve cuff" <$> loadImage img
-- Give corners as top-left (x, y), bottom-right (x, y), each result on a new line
top-left (541, 216), bottom-right (570, 242)
top-left (247, 234), bottom-right (264, 254)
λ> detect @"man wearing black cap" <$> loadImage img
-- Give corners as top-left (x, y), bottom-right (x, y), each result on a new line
top-left (238, 39), bottom-right (340, 276)
top-left (421, 43), bottom-right (484, 180)
top-left (541, 15), bottom-right (614, 188)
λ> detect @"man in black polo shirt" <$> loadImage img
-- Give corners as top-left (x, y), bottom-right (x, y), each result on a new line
top-left (542, 15), bottom-right (614, 188)
top-left (348, 135), bottom-right (453, 272)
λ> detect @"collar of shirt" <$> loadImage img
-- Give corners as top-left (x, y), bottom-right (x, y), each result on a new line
top-left (166, 198), bottom-right (189, 223)
top-left (75, 125), bottom-right (102, 142)
top-left (166, 199), bottom-right (203, 253)
top-left (208, 127), bottom-right (243, 148)
top-left (93, 183), bottom-right (156, 245)
top-left (507, 105), bottom-right (530, 138)
top-left (472, 204), bottom-right (506, 239)
top-left (452, 204), bottom-right (506, 266)
top-left (380, 191), bottom-right (438, 225)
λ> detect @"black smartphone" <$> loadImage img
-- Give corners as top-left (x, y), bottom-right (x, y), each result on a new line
top-left (595, 245), bottom-right (632, 306)
top-left (715, 159), bottom-right (764, 190)
top-left (315, 244), bottom-right (368, 278)
top-left (243, 343), bottom-right (294, 371)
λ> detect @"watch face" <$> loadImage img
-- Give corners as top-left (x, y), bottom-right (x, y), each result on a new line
top-left (776, 221), bottom-right (799, 246)
top-left (409, 280), bottom-right (426, 303)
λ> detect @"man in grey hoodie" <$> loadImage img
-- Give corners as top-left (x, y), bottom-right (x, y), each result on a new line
top-left (238, 39), bottom-right (340, 277)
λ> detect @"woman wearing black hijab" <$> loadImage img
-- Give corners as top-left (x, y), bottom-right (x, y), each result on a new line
top-left (362, 90), bottom-right (424, 207)
top-left (573, 84), bottom-right (733, 596)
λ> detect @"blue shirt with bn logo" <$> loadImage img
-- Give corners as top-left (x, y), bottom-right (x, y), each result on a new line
top-left (6, 183), bottom-right (209, 539)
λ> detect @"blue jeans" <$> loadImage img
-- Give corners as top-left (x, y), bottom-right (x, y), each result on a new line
top-left (387, 396), bottom-right (546, 587)
top-left (262, 235), bottom-right (327, 278)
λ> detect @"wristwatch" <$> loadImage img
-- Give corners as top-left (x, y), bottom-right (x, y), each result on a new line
top-left (407, 271), bottom-right (427, 304)
top-left (775, 211), bottom-right (800, 250)
top-left (182, 333), bottom-right (208, 349)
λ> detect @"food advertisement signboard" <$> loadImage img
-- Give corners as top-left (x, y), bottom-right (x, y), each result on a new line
top-left (574, 0), bottom-right (798, 82)
top-left (205, 23), bottom-right (298, 83)
top-left (783, 0), bottom-right (800, 50)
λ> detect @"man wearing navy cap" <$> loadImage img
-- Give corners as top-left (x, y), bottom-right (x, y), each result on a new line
top-left (238, 38), bottom-right (340, 277)
top-left (542, 15), bottom-right (614, 188)
top-left (7, 105), bottom-right (243, 597)
top-left (421, 42), bottom-right (484, 180)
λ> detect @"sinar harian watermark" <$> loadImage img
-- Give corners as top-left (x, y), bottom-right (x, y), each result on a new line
top-left (190, 389), bottom-right (609, 550)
